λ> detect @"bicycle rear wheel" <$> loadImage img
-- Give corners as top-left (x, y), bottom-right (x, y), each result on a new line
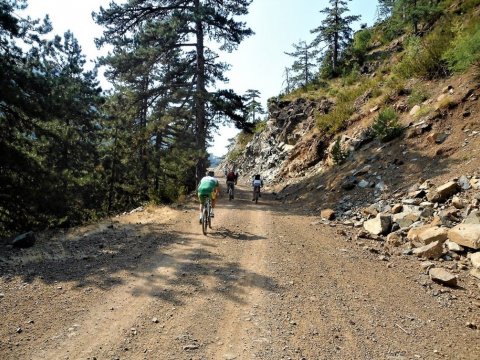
top-left (202, 206), bottom-right (208, 235)
top-left (208, 203), bottom-right (212, 229)
top-left (228, 187), bottom-right (233, 201)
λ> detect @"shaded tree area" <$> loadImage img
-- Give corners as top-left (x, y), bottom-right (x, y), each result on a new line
top-left (1, 0), bottom-right (254, 238)
top-left (94, 0), bottom-right (254, 186)
top-left (1, 1), bottom-right (104, 237)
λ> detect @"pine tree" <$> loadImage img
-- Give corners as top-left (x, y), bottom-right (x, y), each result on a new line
top-left (0, 3), bottom-right (104, 235)
top-left (395, 0), bottom-right (440, 34)
top-left (284, 40), bottom-right (318, 88)
top-left (94, 0), bottom-right (254, 183)
top-left (282, 67), bottom-right (293, 94)
top-left (311, 0), bottom-right (361, 77)
top-left (244, 89), bottom-right (264, 123)
top-left (377, 0), bottom-right (397, 21)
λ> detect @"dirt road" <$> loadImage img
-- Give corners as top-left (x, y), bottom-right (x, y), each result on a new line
top-left (1, 184), bottom-right (479, 359)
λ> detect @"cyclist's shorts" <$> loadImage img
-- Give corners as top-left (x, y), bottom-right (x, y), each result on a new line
top-left (198, 193), bottom-right (211, 204)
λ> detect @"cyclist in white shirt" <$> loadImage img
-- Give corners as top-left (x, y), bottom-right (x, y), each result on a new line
top-left (251, 174), bottom-right (263, 201)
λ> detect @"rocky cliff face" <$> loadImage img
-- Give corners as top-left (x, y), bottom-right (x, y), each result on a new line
top-left (230, 97), bottom-right (332, 183)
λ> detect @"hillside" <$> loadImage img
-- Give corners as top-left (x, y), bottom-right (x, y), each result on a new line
top-left (224, 0), bottom-right (480, 225)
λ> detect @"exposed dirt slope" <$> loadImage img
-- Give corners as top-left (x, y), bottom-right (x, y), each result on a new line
top-left (1, 182), bottom-right (479, 359)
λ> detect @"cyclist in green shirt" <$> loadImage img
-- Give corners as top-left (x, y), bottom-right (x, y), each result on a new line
top-left (197, 171), bottom-right (220, 223)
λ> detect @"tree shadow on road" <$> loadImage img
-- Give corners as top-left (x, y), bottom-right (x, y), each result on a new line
top-left (0, 215), bottom-right (280, 307)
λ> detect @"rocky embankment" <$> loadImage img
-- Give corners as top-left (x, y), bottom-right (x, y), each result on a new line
top-left (230, 97), bottom-right (332, 182)
top-left (319, 174), bottom-right (480, 292)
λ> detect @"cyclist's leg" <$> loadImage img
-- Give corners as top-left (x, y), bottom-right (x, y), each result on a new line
top-left (210, 192), bottom-right (216, 216)
top-left (198, 194), bottom-right (207, 222)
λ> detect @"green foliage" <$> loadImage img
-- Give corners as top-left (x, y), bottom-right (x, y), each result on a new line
top-left (285, 40), bottom-right (319, 88)
top-left (226, 131), bottom-right (253, 163)
top-left (443, 21), bottom-right (480, 73)
top-left (341, 66), bottom-right (361, 86)
top-left (352, 28), bottom-right (372, 59)
top-left (407, 87), bottom-right (430, 108)
top-left (395, 24), bottom-right (454, 79)
top-left (316, 81), bottom-right (373, 135)
top-left (413, 104), bottom-right (433, 118)
top-left (331, 138), bottom-right (349, 165)
top-left (458, 0), bottom-right (480, 12)
top-left (254, 120), bottom-right (267, 134)
top-left (371, 107), bottom-right (403, 142)
top-left (312, 0), bottom-right (361, 77)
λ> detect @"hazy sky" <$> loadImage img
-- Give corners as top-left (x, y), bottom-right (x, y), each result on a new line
top-left (24, 0), bottom-right (379, 156)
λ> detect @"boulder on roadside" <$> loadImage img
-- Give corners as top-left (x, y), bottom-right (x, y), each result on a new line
top-left (429, 268), bottom-right (458, 287)
top-left (446, 240), bottom-right (464, 253)
top-left (386, 231), bottom-right (404, 249)
top-left (393, 212), bottom-right (420, 228)
top-left (448, 224), bottom-right (480, 249)
top-left (407, 225), bottom-right (437, 243)
top-left (321, 209), bottom-right (336, 220)
top-left (427, 132), bottom-right (448, 144)
top-left (465, 211), bottom-right (480, 225)
top-left (412, 240), bottom-right (444, 259)
top-left (363, 213), bottom-right (392, 235)
top-left (426, 181), bottom-right (460, 203)
top-left (470, 252), bottom-right (480, 269)
top-left (451, 196), bottom-right (466, 209)
top-left (417, 226), bottom-right (448, 245)
top-left (470, 269), bottom-right (480, 280)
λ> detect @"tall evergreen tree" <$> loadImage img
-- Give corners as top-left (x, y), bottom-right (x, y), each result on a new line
top-left (311, 0), bottom-right (361, 77)
top-left (377, 0), bottom-right (397, 21)
top-left (282, 67), bottom-right (293, 94)
top-left (244, 89), bottom-right (264, 123)
top-left (284, 40), bottom-right (318, 87)
top-left (395, 0), bottom-right (440, 33)
top-left (94, 0), bottom-right (254, 184)
top-left (1, 3), bottom-right (104, 235)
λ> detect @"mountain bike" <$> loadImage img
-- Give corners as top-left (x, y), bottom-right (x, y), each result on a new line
top-left (227, 181), bottom-right (235, 201)
top-left (201, 197), bottom-right (212, 235)
top-left (253, 185), bottom-right (261, 204)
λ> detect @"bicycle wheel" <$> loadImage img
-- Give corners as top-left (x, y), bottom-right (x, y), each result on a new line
top-left (254, 187), bottom-right (259, 204)
top-left (208, 203), bottom-right (212, 229)
top-left (202, 206), bottom-right (208, 235)
top-left (228, 186), bottom-right (233, 201)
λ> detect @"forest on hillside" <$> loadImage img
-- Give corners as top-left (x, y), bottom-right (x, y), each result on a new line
top-left (1, 0), bottom-right (479, 238)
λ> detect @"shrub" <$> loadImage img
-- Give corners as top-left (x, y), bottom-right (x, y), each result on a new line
top-left (443, 21), bottom-right (480, 73)
top-left (413, 104), bottom-right (433, 118)
top-left (317, 102), bottom-right (354, 135)
top-left (317, 79), bottom-right (378, 135)
top-left (342, 66), bottom-right (361, 86)
top-left (331, 137), bottom-right (349, 165)
top-left (254, 119), bottom-right (267, 133)
top-left (371, 107), bottom-right (403, 142)
top-left (407, 87), bottom-right (430, 108)
top-left (395, 24), bottom-right (454, 79)
top-left (226, 131), bottom-right (252, 163)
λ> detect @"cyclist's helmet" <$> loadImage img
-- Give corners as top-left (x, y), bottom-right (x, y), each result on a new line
top-left (208, 170), bottom-right (215, 177)
top-left (254, 174), bottom-right (261, 180)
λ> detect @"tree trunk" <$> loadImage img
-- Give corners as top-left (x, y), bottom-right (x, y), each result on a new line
top-left (194, 0), bottom-right (207, 184)
top-left (333, 0), bottom-right (339, 74)
top-left (107, 125), bottom-right (119, 213)
top-left (140, 75), bottom-right (149, 195)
